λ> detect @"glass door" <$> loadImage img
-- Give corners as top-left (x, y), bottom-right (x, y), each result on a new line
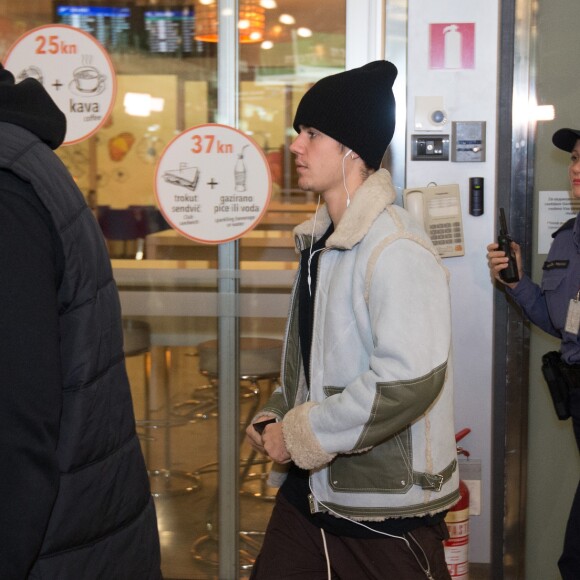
top-left (524, 2), bottom-right (580, 578)
top-left (0, 1), bottom-right (355, 578)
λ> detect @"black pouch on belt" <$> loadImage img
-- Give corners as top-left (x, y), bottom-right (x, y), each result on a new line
top-left (541, 351), bottom-right (571, 420)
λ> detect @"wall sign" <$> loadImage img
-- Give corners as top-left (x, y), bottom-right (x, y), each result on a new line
top-left (429, 23), bottom-right (475, 70)
top-left (538, 191), bottom-right (580, 254)
top-left (3, 24), bottom-right (116, 145)
top-left (155, 123), bottom-right (272, 244)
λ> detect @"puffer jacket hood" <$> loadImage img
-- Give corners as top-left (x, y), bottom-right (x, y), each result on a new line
top-left (0, 64), bottom-right (66, 149)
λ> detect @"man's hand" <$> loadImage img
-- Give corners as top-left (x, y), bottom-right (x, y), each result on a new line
top-left (262, 422), bottom-right (291, 464)
top-left (245, 418), bottom-right (291, 463)
top-left (245, 419), bottom-right (268, 454)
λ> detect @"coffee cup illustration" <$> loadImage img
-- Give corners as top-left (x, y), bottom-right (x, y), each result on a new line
top-left (72, 66), bottom-right (105, 94)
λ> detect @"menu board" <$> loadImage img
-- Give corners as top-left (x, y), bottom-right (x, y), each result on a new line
top-left (52, 3), bottom-right (212, 57)
top-left (143, 7), bottom-right (194, 54)
top-left (54, 4), bottom-right (132, 53)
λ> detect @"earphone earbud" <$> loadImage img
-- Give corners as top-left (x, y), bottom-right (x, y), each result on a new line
top-left (343, 149), bottom-right (353, 161)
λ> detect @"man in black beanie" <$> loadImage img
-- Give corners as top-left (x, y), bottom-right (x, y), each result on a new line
top-left (246, 60), bottom-right (457, 579)
top-left (0, 64), bottom-right (161, 578)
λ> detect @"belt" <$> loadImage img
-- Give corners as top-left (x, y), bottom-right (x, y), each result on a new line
top-left (413, 459), bottom-right (457, 492)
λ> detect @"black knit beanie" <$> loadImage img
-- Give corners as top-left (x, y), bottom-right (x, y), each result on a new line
top-left (0, 63), bottom-right (66, 149)
top-left (293, 61), bottom-right (397, 170)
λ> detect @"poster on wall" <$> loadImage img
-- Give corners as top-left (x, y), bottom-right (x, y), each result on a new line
top-left (3, 24), bottom-right (116, 145)
top-left (538, 191), bottom-right (580, 254)
top-left (155, 123), bottom-right (272, 244)
top-left (429, 23), bottom-right (475, 70)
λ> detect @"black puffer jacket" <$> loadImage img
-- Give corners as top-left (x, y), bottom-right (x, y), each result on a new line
top-left (0, 66), bottom-right (161, 578)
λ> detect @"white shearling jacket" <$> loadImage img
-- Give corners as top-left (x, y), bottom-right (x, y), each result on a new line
top-left (262, 169), bottom-right (459, 520)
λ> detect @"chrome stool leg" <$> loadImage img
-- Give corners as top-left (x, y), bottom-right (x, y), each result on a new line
top-left (172, 378), bottom-right (260, 423)
top-left (187, 337), bottom-right (283, 571)
top-left (125, 322), bottom-right (204, 499)
top-left (191, 530), bottom-right (265, 572)
top-left (141, 347), bottom-right (201, 498)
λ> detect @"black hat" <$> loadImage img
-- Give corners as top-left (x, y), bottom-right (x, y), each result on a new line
top-left (552, 128), bottom-right (580, 152)
top-left (293, 61), bottom-right (397, 170)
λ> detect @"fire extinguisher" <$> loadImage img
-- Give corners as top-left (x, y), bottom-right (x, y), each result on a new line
top-left (444, 428), bottom-right (471, 580)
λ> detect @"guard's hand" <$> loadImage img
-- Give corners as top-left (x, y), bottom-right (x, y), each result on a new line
top-left (486, 241), bottom-right (522, 288)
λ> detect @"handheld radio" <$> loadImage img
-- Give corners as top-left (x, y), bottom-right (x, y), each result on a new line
top-left (498, 208), bottom-right (520, 284)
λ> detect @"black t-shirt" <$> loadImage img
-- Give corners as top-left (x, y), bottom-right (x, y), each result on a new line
top-left (280, 223), bottom-right (445, 538)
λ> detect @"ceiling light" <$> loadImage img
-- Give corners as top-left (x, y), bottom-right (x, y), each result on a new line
top-left (260, 0), bottom-right (277, 8)
top-left (297, 27), bottom-right (312, 38)
top-left (532, 104), bottom-right (555, 121)
top-left (269, 24), bottom-right (284, 38)
top-left (124, 93), bottom-right (164, 117)
top-left (195, 0), bottom-right (266, 43)
top-left (278, 14), bottom-right (295, 25)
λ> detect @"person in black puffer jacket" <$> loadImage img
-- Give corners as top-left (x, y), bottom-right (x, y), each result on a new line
top-left (0, 64), bottom-right (162, 579)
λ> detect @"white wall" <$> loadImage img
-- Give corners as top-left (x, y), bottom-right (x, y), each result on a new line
top-left (406, 1), bottom-right (500, 564)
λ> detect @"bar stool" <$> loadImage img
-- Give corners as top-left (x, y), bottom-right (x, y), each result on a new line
top-left (188, 337), bottom-right (283, 571)
top-left (173, 337), bottom-right (281, 423)
top-left (122, 319), bottom-right (200, 497)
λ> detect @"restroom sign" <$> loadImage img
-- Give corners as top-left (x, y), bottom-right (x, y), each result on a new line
top-left (155, 123), bottom-right (272, 244)
top-left (3, 24), bottom-right (116, 145)
top-left (429, 23), bottom-right (475, 70)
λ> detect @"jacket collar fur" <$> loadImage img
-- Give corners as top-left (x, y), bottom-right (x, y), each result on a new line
top-left (293, 168), bottom-right (396, 251)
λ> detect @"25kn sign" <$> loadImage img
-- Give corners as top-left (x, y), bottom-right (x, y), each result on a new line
top-left (35, 34), bottom-right (78, 55)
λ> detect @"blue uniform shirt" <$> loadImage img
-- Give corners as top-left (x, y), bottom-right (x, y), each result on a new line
top-left (508, 212), bottom-right (580, 364)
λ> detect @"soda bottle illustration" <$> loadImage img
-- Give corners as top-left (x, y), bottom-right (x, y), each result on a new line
top-left (235, 145), bottom-right (249, 192)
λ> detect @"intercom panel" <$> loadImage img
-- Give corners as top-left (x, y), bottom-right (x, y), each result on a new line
top-left (403, 183), bottom-right (465, 258)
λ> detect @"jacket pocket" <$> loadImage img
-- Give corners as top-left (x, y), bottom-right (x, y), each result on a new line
top-left (541, 269), bottom-right (570, 334)
top-left (328, 427), bottom-right (413, 493)
top-left (541, 268), bottom-right (567, 294)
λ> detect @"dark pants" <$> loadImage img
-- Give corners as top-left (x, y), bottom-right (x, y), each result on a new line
top-left (250, 492), bottom-right (451, 580)
top-left (558, 388), bottom-right (580, 579)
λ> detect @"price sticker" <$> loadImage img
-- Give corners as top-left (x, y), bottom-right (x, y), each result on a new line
top-left (4, 24), bottom-right (116, 145)
top-left (155, 124), bottom-right (272, 243)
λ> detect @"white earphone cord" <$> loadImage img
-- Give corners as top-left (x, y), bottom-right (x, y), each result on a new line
top-left (308, 148), bottom-right (353, 296)
top-left (342, 148), bottom-right (352, 207)
top-left (320, 529), bottom-right (332, 580)
top-left (307, 194), bottom-right (322, 296)
top-left (313, 491), bottom-right (434, 579)
top-left (312, 150), bottom-right (432, 579)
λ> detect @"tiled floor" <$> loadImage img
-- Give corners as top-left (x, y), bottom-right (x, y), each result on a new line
top-left (126, 346), bottom-right (491, 580)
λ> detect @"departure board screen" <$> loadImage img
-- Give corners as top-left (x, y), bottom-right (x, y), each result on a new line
top-left (142, 7), bottom-right (194, 54)
top-left (55, 5), bottom-right (133, 52)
